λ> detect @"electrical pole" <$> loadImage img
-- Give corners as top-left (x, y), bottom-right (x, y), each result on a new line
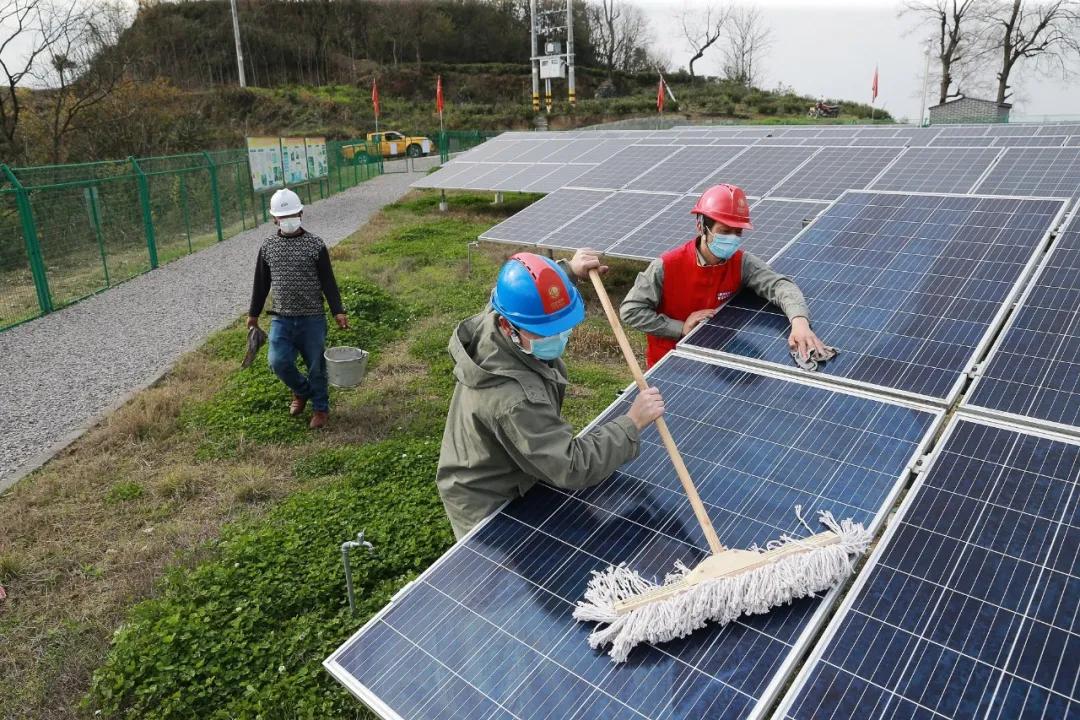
top-left (566, 0), bottom-right (575, 106)
top-left (530, 0), bottom-right (540, 113)
top-left (229, 0), bottom-right (246, 87)
top-left (918, 38), bottom-right (933, 126)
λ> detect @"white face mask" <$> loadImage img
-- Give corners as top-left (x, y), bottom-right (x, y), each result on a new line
top-left (278, 217), bottom-right (302, 234)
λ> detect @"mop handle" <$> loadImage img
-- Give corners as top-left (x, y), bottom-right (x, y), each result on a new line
top-left (588, 270), bottom-right (725, 555)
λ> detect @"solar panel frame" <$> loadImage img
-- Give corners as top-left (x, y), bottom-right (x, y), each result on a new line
top-left (774, 412), bottom-right (1080, 720)
top-left (934, 125), bottom-right (991, 137)
top-left (846, 136), bottom-right (910, 146)
top-left (993, 135), bottom-right (1068, 147)
top-left (690, 145), bottom-right (821, 197)
top-left (567, 144), bottom-right (677, 190)
top-left (537, 191), bottom-right (680, 252)
top-left (926, 135), bottom-right (997, 147)
top-left (1067, 135), bottom-right (1080, 147)
top-left (962, 205), bottom-right (1080, 438)
top-left (1038, 123), bottom-right (1080, 135)
top-left (678, 189), bottom-right (1070, 407)
top-left (411, 162), bottom-right (488, 189)
top-left (479, 188), bottom-right (611, 247)
top-left (624, 144), bottom-right (750, 193)
top-left (984, 123), bottom-right (1043, 136)
top-left (975, 147), bottom-right (1080, 199)
top-left (325, 350), bottom-right (946, 720)
top-left (769, 146), bottom-right (906, 201)
top-left (868, 147), bottom-right (1005, 194)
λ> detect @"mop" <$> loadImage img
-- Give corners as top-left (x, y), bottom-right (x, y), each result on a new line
top-left (574, 270), bottom-right (871, 663)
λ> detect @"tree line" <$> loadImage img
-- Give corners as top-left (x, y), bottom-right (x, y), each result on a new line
top-left (903, 0), bottom-right (1080, 107)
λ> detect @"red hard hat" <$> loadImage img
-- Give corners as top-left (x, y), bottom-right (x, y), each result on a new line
top-left (691, 184), bottom-right (753, 230)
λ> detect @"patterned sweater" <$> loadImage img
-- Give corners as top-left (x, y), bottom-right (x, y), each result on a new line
top-left (248, 230), bottom-right (344, 318)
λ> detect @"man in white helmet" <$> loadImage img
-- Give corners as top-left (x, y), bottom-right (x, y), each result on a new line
top-left (247, 188), bottom-right (348, 429)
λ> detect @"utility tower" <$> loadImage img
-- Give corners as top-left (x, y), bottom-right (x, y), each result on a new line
top-left (529, 0), bottom-right (575, 114)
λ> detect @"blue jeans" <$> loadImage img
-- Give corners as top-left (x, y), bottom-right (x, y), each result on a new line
top-left (268, 315), bottom-right (329, 412)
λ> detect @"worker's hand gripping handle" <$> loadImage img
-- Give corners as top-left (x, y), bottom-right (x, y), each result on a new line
top-left (587, 270), bottom-right (725, 555)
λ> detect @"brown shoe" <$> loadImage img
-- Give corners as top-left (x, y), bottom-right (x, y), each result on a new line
top-left (289, 394), bottom-right (307, 416)
top-left (309, 410), bottom-right (328, 429)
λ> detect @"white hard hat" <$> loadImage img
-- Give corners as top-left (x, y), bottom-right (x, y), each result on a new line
top-left (269, 188), bottom-right (303, 217)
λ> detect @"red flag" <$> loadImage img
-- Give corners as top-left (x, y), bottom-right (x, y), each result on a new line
top-left (872, 65), bottom-right (879, 102)
top-left (657, 77), bottom-right (665, 113)
top-left (436, 75), bottom-right (444, 115)
top-left (372, 79), bottom-right (380, 118)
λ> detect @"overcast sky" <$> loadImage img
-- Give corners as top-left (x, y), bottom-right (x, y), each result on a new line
top-left (637, 0), bottom-right (1080, 123)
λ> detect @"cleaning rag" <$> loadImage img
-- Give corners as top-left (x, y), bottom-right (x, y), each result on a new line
top-left (241, 325), bottom-right (268, 369)
top-left (791, 345), bottom-right (838, 372)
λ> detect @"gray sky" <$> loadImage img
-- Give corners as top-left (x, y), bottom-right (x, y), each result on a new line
top-left (638, 0), bottom-right (1080, 123)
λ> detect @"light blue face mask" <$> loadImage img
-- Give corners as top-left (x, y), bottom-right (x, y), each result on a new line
top-left (512, 327), bottom-right (572, 361)
top-left (706, 229), bottom-right (742, 261)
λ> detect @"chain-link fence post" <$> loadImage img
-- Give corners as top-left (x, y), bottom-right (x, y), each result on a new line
top-left (440, 130), bottom-right (449, 163)
top-left (2, 164), bottom-right (52, 314)
top-left (129, 157), bottom-right (159, 269)
top-left (202, 151), bottom-right (225, 242)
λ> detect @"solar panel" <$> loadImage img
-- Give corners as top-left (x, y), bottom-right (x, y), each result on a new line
top-left (604, 194), bottom-right (699, 260)
top-left (625, 145), bottom-right (748, 193)
top-left (964, 209), bottom-right (1080, 435)
top-left (522, 165), bottom-right (593, 193)
top-left (412, 162), bottom-right (487, 189)
top-left (681, 191), bottom-right (1068, 404)
top-left (488, 165), bottom-right (559, 193)
top-left (985, 123), bottom-right (1042, 136)
top-left (569, 145), bottom-right (676, 190)
top-left (572, 139), bottom-right (644, 165)
top-left (869, 147), bottom-right (1004, 194)
top-left (512, 138), bottom-right (573, 163)
top-left (994, 135), bottom-right (1067, 147)
top-left (1039, 123), bottom-right (1080, 135)
top-left (770, 147), bottom-right (904, 201)
top-left (847, 137), bottom-right (910, 146)
top-left (781, 128), bottom-right (824, 137)
top-left (452, 138), bottom-right (518, 163)
top-left (744, 199), bottom-right (830, 260)
top-left (480, 189), bottom-right (609, 246)
top-left (892, 128), bottom-right (940, 142)
top-left (926, 135), bottom-right (996, 147)
top-left (855, 128), bottom-right (901, 138)
top-left (777, 415), bottom-right (1080, 720)
top-left (538, 191), bottom-right (677, 252)
top-left (325, 352), bottom-right (942, 720)
top-left (756, 137), bottom-right (814, 146)
top-left (1068, 135), bottom-right (1080, 147)
top-left (604, 197), bottom-right (826, 262)
top-left (692, 146), bottom-right (819, 196)
top-left (975, 147), bottom-right (1080, 198)
top-left (457, 164), bottom-right (533, 190)
top-left (934, 126), bottom-right (990, 137)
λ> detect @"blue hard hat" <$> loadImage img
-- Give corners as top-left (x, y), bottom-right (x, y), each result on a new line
top-left (491, 253), bottom-right (585, 336)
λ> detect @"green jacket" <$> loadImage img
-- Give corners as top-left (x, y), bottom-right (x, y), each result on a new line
top-left (436, 309), bottom-right (641, 539)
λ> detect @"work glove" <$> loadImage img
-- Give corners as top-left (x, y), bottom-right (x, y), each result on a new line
top-left (790, 345), bottom-right (838, 372)
top-left (241, 325), bottom-right (268, 369)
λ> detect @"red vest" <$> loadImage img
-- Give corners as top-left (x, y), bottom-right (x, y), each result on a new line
top-left (646, 239), bottom-right (743, 368)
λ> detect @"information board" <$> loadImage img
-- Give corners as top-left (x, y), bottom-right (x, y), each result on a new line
top-left (281, 137), bottom-right (309, 185)
top-left (245, 137), bottom-right (284, 192)
top-left (305, 137), bottom-right (328, 178)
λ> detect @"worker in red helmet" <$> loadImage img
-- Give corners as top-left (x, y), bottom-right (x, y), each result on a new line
top-left (620, 183), bottom-right (828, 368)
top-left (436, 248), bottom-right (666, 539)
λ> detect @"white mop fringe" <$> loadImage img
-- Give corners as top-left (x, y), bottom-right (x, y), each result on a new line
top-left (572, 510), bottom-right (871, 662)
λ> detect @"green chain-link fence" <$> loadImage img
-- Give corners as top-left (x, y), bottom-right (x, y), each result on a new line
top-left (0, 130), bottom-right (493, 331)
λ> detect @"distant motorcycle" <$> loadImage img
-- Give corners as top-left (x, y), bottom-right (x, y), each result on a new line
top-left (808, 102), bottom-right (840, 118)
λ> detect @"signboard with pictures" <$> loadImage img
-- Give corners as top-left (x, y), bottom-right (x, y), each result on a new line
top-left (245, 137), bottom-right (284, 192)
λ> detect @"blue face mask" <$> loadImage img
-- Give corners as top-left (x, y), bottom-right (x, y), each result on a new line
top-left (707, 230), bottom-right (742, 261)
top-left (512, 327), bottom-right (571, 361)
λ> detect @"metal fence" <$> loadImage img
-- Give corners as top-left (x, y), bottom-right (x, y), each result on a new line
top-left (0, 130), bottom-right (491, 331)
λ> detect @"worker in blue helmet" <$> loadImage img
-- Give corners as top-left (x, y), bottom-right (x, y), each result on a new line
top-left (436, 248), bottom-right (666, 539)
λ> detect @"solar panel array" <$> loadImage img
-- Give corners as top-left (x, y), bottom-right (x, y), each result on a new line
top-left (327, 353), bottom-right (942, 720)
top-left (777, 415), bottom-right (1080, 719)
top-left (964, 208), bottom-right (1080, 435)
top-left (329, 122), bottom-right (1080, 720)
top-left (681, 191), bottom-right (1068, 404)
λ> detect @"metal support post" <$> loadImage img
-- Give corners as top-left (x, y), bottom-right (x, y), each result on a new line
top-left (129, 157), bottom-right (159, 269)
top-left (3, 165), bottom-right (53, 314)
top-left (203, 152), bottom-right (224, 242)
top-left (566, 0), bottom-right (575, 106)
top-left (530, 0), bottom-right (540, 112)
top-left (341, 531), bottom-right (375, 614)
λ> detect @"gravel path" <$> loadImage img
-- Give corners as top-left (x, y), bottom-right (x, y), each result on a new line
top-left (0, 159), bottom-right (437, 492)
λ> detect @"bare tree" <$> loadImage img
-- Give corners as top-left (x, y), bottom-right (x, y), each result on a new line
top-left (903, 0), bottom-right (990, 104)
top-left (722, 5), bottom-right (771, 87)
top-left (35, 0), bottom-right (131, 163)
top-left (588, 0), bottom-right (651, 79)
top-left (680, 2), bottom-right (728, 79)
top-left (984, 0), bottom-right (1080, 104)
top-left (0, 0), bottom-right (71, 159)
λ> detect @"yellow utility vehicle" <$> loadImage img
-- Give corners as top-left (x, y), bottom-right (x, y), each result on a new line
top-left (342, 131), bottom-right (434, 164)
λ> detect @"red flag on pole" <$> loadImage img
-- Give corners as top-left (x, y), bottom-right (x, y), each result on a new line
top-left (872, 65), bottom-right (879, 102)
top-left (372, 79), bottom-right (380, 118)
top-left (436, 75), bottom-right (444, 114)
top-left (657, 77), bottom-right (665, 113)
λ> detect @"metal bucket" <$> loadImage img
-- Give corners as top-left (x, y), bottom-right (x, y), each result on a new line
top-left (324, 346), bottom-right (369, 388)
